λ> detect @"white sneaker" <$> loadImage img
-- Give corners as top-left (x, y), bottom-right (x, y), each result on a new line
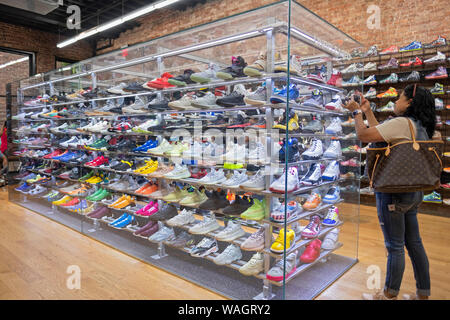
top-left (240, 170), bottom-right (265, 191)
top-left (269, 167), bottom-right (299, 193)
top-left (322, 160), bottom-right (340, 181)
top-left (183, 141), bottom-right (203, 158)
top-left (322, 228), bottom-right (340, 250)
top-left (215, 221), bottom-right (246, 241)
top-left (147, 139), bottom-right (171, 155)
top-left (198, 169), bottom-right (227, 185)
top-left (108, 82), bottom-right (127, 95)
top-left (202, 142), bottom-right (223, 159)
top-left (189, 215), bottom-right (221, 235)
top-left (28, 185), bottom-right (47, 195)
top-left (223, 143), bottom-right (247, 162)
top-left (325, 118), bottom-right (342, 135)
top-left (191, 92), bottom-right (220, 109)
top-left (363, 62), bottom-right (377, 71)
top-left (424, 51), bottom-right (446, 63)
top-left (213, 244), bottom-right (242, 265)
top-left (221, 170), bottom-right (249, 188)
top-left (190, 237), bottom-right (219, 257)
top-left (148, 225), bottom-right (175, 242)
top-left (61, 137), bottom-right (78, 148)
top-left (299, 163), bottom-right (322, 186)
top-left (166, 209), bottom-right (196, 227)
top-left (323, 141), bottom-right (342, 158)
top-left (248, 142), bottom-right (266, 161)
top-left (302, 139), bottom-right (323, 160)
top-left (325, 95), bottom-right (345, 111)
top-left (163, 164), bottom-right (190, 179)
top-left (239, 252), bottom-right (264, 276)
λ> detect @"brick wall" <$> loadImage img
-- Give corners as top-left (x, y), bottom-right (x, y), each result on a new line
top-left (97, 0), bottom-right (450, 56)
top-left (0, 21), bottom-right (93, 75)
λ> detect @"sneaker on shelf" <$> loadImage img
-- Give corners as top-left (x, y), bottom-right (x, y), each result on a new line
top-left (323, 186), bottom-right (341, 204)
top-left (189, 215), bottom-right (221, 235)
top-left (425, 66), bottom-right (448, 80)
top-left (216, 56), bottom-right (248, 80)
top-left (364, 87), bottom-right (377, 98)
top-left (166, 209), bottom-right (196, 227)
top-left (325, 118), bottom-right (342, 135)
top-left (239, 252), bottom-right (264, 276)
top-left (269, 167), bottom-right (299, 193)
top-left (167, 69), bottom-right (195, 87)
top-left (243, 52), bottom-right (266, 77)
top-left (244, 84), bottom-right (267, 105)
top-left (376, 87), bottom-right (398, 98)
top-left (363, 62), bottom-right (377, 71)
top-left (274, 54), bottom-right (303, 75)
top-left (240, 198), bottom-right (266, 221)
top-left (144, 72), bottom-right (176, 89)
top-left (322, 161), bottom-right (340, 181)
top-left (323, 206), bottom-right (340, 226)
top-left (215, 221), bottom-right (246, 241)
top-left (379, 73), bottom-right (399, 84)
top-left (302, 139), bottom-right (323, 160)
top-left (326, 71), bottom-right (343, 87)
top-left (299, 163), bottom-right (323, 186)
top-left (190, 64), bottom-right (221, 84)
top-left (325, 94), bottom-right (345, 111)
top-left (270, 84), bottom-right (299, 104)
top-left (399, 70), bottom-right (421, 82)
top-left (422, 191), bottom-right (442, 203)
top-left (342, 75), bottom-right (362, 87)
top-left (323, 140), bottom-right (342, 159)
top-left (399, 56), bottom-right (423, 67)
top-left (270, 227), bottom-right (295, 253)
top-left (378, 57), bottom-right (398, 69)
top-left (302, 90), bottom-right (324, 109)
top-left (300, 239), bottom-right (322, 263)
top-left (216, 84), bottom-right (248, 107)
top-left (363, 75), bottom-right (377, 85)
top-left (266, 251), bottom-right (297, 281)
top-left (270, 199), bottom-right (301, 223)
top-left (213, 244), bottom-right (242, 266)
top-left (190, 237), bottom-right (219, 257)
top-left (221, 170), bottom-right (249, 188)
top-left (301, 215), bottom-right (321, 239)
top-left (399, 41), bottom-right (422, 52)
top-left (148, 225), bottom-right (175, 242)
top-left (107, 83), bottom-right (127, 95)
top-left (303, 119), bottom-right (323, 133)
top-left (240, 228), bottom-right (266, 251)
top-left (322, 228), bottom-right (340, 250)
top-left (190, 92), bottom-right (220, 109)
top-left (424, 35), bottom-right (447, 48)
top-left (378, 101), bottom-right (395, 112)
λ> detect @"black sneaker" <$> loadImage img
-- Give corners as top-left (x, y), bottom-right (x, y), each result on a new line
top-left (199, 190), bottom-right (229, 210)
top-left (69, 167), bottom-right (80, 180)
top-left (149, 202), bottom-right (178, 221)
top-left (222, 195), bottom-right (253, 216)
top-left (399, 71), bottom-right (420, 82)
top-left (111, 160), bottom-right (133, 172)
top-left (216, 86), bottom-right (247, 107)
top-left (168, 69), bottom-right (195, 86)
top-left (123, 82), bottom-right (146, 92)
top-left (82, 88), bottom-right (98, 99)
top-left (148, 98), bottom-right (169, 111)
top-left (115, 139), bottom-right (137, 152)
top-left (216, 56), bottom-right (248, 80)
top-left (208, 115), bottom-right (228, 128)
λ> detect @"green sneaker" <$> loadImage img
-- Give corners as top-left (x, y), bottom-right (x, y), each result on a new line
top-left (79, 171), bottom-right (94, 182)
top-left (91, 189), bottom-right (110, 201)
top-left (86, 188), bottom-right (103, 201)
top-left (86, 138), bottom-right (109, 151)
top-left (240, 199), bottom-right (266, 220)
top-left (223, 162), bottom-right (244, 169)
top-left (423, 191), bottom-right (442, 203)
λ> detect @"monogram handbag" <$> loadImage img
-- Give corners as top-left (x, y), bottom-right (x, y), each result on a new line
top-left (366, 118), bottom-right (444, 193)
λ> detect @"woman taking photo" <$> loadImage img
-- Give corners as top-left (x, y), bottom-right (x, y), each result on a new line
top-left (344, 84), bottom-right (436, 300)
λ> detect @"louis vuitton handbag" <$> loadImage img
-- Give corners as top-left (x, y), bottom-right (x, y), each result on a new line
top-left (366, 118), bottom-right (443, 193)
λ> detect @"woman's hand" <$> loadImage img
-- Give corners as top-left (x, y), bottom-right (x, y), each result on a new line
top-left (357, 92), bottom-right (371, 113)
top-left (343, 97), bottom-right (360, 112)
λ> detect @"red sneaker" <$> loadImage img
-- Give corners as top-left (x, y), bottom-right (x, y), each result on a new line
top-left (144, 72), bottom-right (176, 89)
top-left (190, 168), bottom-right (208, 179)
top-left (86, 156), bottom-right (108, 167)
top-left (43, 150), bottom-right (63, 159)
top-left (400, 57), bottom-right (423, 67)
top-left (300, 239), bottom-right (322, 263)
top-left (326, 72), bottom-right (342, 87)
top-left (441, 183), bottom-right (450, 189)
top-left (381, 45), bottom-right (399, 54)
top-left (60, 197), bottom-right (80, 207)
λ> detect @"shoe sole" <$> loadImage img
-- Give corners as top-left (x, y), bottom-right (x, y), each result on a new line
top-left (190, 75), bottom-right (212, 84)
top-left (239, 186), bottom-right (265, 191)
top-left (425, 75), bottom-right (448, 80)
top-left (189, 225), bottom-right (220, 235)
top-left (216, 230), bottom-right (246, 242)
top-left (215, 72), bottom-right (233, 80)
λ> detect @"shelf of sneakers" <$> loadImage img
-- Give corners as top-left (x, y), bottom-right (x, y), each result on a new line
top-left (18, 72), bottom-right (344, 110)
top-left (266, 242), bottom-right (344, 286)
top-left (264, 220), bottom-right (343, 260)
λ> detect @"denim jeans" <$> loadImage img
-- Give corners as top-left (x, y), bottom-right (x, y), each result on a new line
top-left (375, 191), bottom-right (430, 297)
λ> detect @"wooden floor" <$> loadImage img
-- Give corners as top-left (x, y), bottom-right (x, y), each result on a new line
top-left (0, 187), bottom-right (449, 300)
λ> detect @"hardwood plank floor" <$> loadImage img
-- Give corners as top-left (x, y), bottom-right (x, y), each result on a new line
top-left (0, 187), bottom-right (449, 300)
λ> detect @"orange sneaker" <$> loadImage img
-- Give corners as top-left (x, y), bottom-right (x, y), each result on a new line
top-left (446, 105), bottom-right (450, 110)
top-left (114, 196), bottom-right (135, 209)
top-left (376, 87), bottom-right (398, 98)
top-left (108, 195), bottom-right (127, 208)
top-left (302, 193), bottom-right (322, 210)
top-left (147, 164), bottom-right (173, 178)
top-left (141, 184), bottom-right (158, 195)
top-left (135, 183), bottom-right (152, 194)
top-left (444, 167), bottom-right (450, 173)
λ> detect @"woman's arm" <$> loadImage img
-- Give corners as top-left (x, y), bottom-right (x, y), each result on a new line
top-left (357, 92), bottom-right (379, 127)
top-left (345, 100), bottom-right (385, 143)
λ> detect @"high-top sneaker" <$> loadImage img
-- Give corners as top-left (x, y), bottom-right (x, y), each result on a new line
top-left (322, 161), bottom-right (340, 181)
top-left (243, 51), bottom-right (266, 77)
top-left (327, 71), bottom-right (343, 87)
top-left (278, 138), bottom-right (301, 163)
top-left (424, 35), bottom-right (447, 48)
top-left (302, 139), bottom-right (323, 160)
top-left (269, 167), bottom-right (299, 193)
top-left (299, 163), bottom-right (323, 186)
top-left (216, 56), bottom-right (248, 80)
top-left (301, 215), bottom-right (322, 239)
top-left (323, 140), bottom-right (342, 159)
top-left (272, 110), bottom-right (300, 132)
top-left (325, 94), bottom-right (344, 111)
top-left (303, 89), bottom-right (324, 109)
top-left (325, 118), bottom-right (343, 135)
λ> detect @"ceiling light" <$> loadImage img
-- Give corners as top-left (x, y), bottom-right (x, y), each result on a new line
top-left (57, 0), bottom-right (182, 48)
top-left (0, 56), bottom-right (29, 70)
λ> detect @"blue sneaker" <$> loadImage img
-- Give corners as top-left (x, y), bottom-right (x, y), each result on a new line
top-left (133, 139), bottom-right (158, 152)
top-left (323, 186), bottom-right (341, 204)
top-left (400, 41), bottom-right (422, 52)
top-left (59, 152), bottom-right (78, 162)
top-left (423, 191), bottom-right (442, 203)
top-left (302, 90), bottom-right (324, 109)
top-left (112, 214), bottom-right (135, 228)
top-left (342, 75), bottom-right (362, 87)
top-left (270, 84), bottom-right (299, 104)
top-left (109, 213), bottom-right (130, 226)
top-left (15, 182), bottom-right (29, 192)
top-left (363, 75), bottom-right (377, 85)
top-left (67, 200), bottom-right (88, 212)
top-left (323, 206), bottom-right (340, 226)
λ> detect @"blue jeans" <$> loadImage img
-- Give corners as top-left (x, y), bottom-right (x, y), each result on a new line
top-left (375, 191), bottom-right (430, 297)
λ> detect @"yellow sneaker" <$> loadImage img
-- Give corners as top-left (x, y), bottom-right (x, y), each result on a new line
top-left (52, 195), bottom-right (72, 205)
top-left (134, 160), bottom-right (153, 174)
top-left (270, 228), bottom-right (295, 253)
top-left (140, 160), bottom-right (158, 174)
top-left (87, 176), bottom-right (102, 184)
top-left (162, 186), bottom-right (190, 203)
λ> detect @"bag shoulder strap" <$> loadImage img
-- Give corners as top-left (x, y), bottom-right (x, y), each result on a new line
top-left (406, 118), bottom-right (420, 150)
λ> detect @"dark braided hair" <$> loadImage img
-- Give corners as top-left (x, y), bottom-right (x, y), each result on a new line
top-left (401, 84), bottom-right (436, 138)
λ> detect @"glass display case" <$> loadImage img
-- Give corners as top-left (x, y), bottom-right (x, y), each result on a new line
top-left (7, 0), bottom-right (364, 300)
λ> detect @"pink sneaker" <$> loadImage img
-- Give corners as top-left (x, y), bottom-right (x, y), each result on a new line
top-left (140, 202), bottom-right (159, 217)
top-left (136, 201), bottom-right (154, 216)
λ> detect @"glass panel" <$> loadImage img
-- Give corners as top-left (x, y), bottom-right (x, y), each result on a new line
top-left (8, 0), bottom-right (361, 300)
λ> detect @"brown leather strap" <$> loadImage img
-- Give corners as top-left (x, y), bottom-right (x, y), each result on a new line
top-left (406, 118), bottom-right (420, 150)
